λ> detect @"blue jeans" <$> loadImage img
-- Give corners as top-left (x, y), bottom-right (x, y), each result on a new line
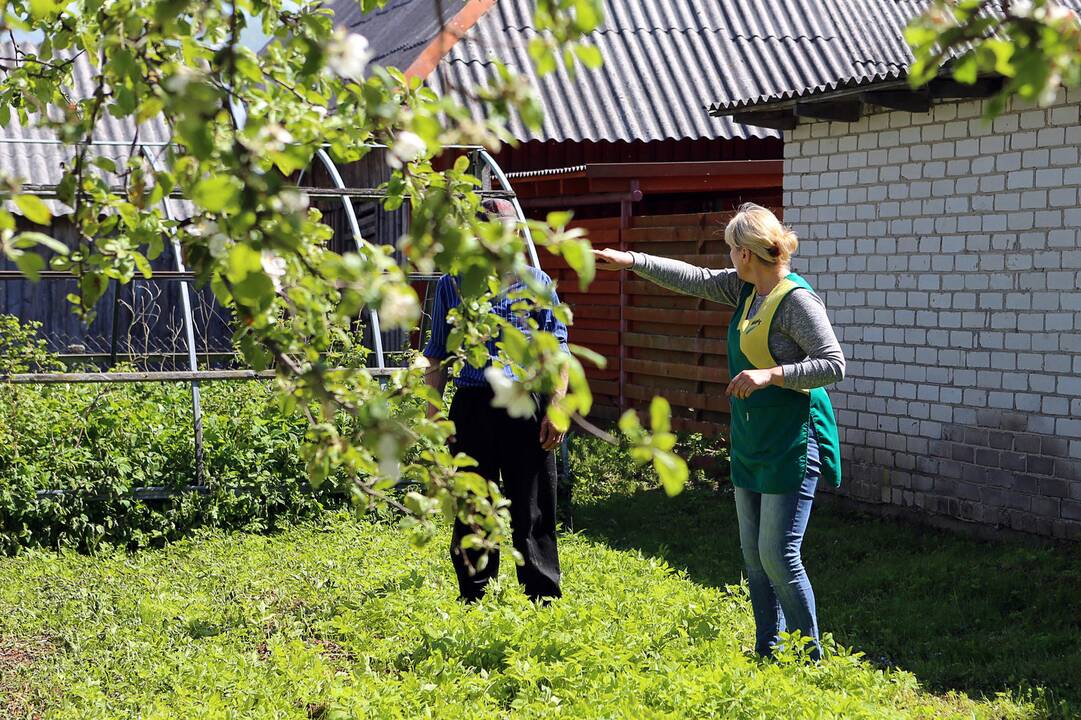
top-left (734, 427), bottom-right (821, 660)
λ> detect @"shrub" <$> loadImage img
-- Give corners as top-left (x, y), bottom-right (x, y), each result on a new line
top-left (0, 316), bottom-right (342, 554)
top-left (568, 429), bottom-right (730, 503)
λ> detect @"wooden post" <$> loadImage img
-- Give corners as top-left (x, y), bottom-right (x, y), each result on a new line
top-left (617, 183), bottom-right (636, 414)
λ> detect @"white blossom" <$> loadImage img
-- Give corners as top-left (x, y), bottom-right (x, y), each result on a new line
top-left (164, 66), bottom-right (198, 93)
top-left (273, 189), bottom-right (309, 215)
top-left (377, 286), bottom-right (420, 329)
top-left (485, 366), bottom-right (535, 418)
top-left (261, 250), bottom-right (287, 292)
top-left (258, 123), bottom-right (294, 153)
top-left (386, 131), bottom-right (427, 169)
top-left (1039, 72), bottom-right (1062, 106)
top-left (1010, 0), bottom-right (1034, 17)
top-left (327, 30), bottom-right (373, 80)
top-left (208, 233), bottom-right (230, 259)
top-left (1043, 4), bottom-right (1077, 22)
top-left (190, 220), bottom-right (230, 259)
top-left (377, 433), bottom-right (401, 482)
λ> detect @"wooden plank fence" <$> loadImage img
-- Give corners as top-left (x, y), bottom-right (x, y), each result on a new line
top-left (542, 208), bottom-right (783, 436)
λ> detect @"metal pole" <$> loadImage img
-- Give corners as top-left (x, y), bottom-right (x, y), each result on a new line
top-left (17, 183), bottom-right (515, 201)
top-left (475, 148), bottom-right (541, 268)
top-left (142, 147), bottom-right (207, 486)
top-left (109, 279), bottom-right (122, 367)
top-left (0, 138), bottom-right (497, 150)
top-left (315, 147), bottom-right (387, 371)
top-left (1, 367), bottom-right (396, 384)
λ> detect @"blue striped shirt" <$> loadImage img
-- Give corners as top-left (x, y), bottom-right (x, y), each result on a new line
top-left (423, 267), bottom-right (569, 387)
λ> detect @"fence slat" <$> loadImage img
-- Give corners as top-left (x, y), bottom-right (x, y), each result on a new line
top-left (624, 307), bottom-right (731, 326)
top-left (623, 382), bottom-right (730, 413)
top-left (624, 358), bottom-right (726, 384)
top-left (623, 331), bottom-right (726, 355)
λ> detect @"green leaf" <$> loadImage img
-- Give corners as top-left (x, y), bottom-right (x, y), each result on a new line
top-left (92, 156), bottom-right (117, 173)
top-left (226, 243), bottom-right (263, 281)
top-left (573, 0), bottom-right (602, 31)
top-left (573, 44), bottom-right (604, 69)
top-left (568, 343), bottom-right (606, 369)
top-left (653, 450), bottom-right (688, 497)
top-left (650, 395), bottom-right (671, 435)
top-left (561, 238), bottom-right (595, 290)
top-left (10, 231), bottom-right (68, 255)
top-left (528, 37), bottom-right (558, 75)
top-left (193, 175), bottom-right (241, 213)
top-left (80, 272), bottom-right (110, 307)
top-left (13, 195), bottom-right (52, 226)
top-left (132, 252), bottom-right (153, 279)
top-left (29, 0), bottom-right (60, 19)
top-left (983, 39), bottom-right (1015, 77)
top-left (952, 52), bottom-right (980, 85)
top-left (13, 251), bottom-right (45, 281)
top-left (136, 98), bottom-right (164, 125)
top-left (546, 210), bottom-right (573, 228)
top-left (617, 409), bottom-right (641, 435)
top-left (546, 402), bottom-right (570, 433)
top-left (268, 145), bottom-right (313, 176)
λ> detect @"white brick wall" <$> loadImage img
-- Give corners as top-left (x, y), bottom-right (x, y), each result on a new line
top-left (783, 93), bottom-right (1081, 540)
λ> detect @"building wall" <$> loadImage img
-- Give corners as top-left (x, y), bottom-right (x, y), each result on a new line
top-left (783, 88), bottom-right (1081, 540)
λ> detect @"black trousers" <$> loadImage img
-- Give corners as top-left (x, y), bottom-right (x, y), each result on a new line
top-left (448, 385), bottom-right (562, 601)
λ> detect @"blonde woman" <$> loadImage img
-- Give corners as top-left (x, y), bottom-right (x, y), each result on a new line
top-left (592, 203), bottom-right (844, 661)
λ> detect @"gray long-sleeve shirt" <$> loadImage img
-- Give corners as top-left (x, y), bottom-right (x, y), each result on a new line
top-left (628, 251), bottom-right (845, 390)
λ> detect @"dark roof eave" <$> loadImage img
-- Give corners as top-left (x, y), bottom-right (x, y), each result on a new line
top-left (708, 75), bottom-right (915, 117)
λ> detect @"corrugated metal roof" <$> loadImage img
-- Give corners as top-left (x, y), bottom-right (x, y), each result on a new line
top-left (328, 0), bottom-right (790, 142)
top-left (326, 0), bottom-right (464, 73)
top-left (426, 0), bottom-right (781, 141)
top-left (709, 0), bottom-right (1081, 113)
top-left (0, 42), bottom-right (186, 217)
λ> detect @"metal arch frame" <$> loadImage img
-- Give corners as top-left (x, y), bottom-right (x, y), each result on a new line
top-left (475, 147), bottom-right (541, 269)
top-left (1, 137), bottom-right (547, 494)
top-left (141, 145), bottom-right (208, 484)
top-left (314, 147), bottom-right (385, 370)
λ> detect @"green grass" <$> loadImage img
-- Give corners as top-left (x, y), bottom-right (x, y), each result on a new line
top-left (576, 488), bottom-right (1081, 717)
top-left (0, 507), bottom-right (1071, 719)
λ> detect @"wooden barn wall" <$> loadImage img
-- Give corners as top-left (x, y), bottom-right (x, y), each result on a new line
top-left (0, 219), bottom-right (233, 366)
top-left (510, 138), bottom-right (783, 434)
top-left (542, 207), bottom-right (783, 436)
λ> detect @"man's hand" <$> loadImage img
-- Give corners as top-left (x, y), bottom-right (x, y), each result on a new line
top-left (726, 367), bottom-right (783, 400)
top-left (539, 416), bottom-right (565, 451)
top-left (591, 247), bottom-right (634, 270)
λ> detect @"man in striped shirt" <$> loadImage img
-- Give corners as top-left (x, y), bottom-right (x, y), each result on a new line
top-left (423, 200), bottom-right (568, 603)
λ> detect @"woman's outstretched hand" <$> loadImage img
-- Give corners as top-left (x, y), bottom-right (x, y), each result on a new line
top-left (591, 248), bottom-right (634, 270)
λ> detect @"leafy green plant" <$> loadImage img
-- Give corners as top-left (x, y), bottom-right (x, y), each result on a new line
top-left (907, 0), bottom-right (1081, 116)
top-left (0, 316), bottom-right (363, 553)
top-left (0, 512), bottom-right (1058, 720)
top-left (0, 0), bottom-right (686, 568)
top-left (568, 422), bottom-right (730, 504)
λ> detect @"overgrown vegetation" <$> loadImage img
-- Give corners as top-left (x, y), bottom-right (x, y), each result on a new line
top-left (0, 316), bottom-right (353, 554)
top-left (567, 428), bottom-right (728, 503)
top-left (0, 512), bottom-right (1059, 720)
top-left (575, 479), bottom-right (1081, 717)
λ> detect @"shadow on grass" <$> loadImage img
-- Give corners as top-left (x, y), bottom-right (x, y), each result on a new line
top-left (574, 487), bottom-right (1081, 708)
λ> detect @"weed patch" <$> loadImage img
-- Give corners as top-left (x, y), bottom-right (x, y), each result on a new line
top-left (0, 513), bottom-right (1062, 719)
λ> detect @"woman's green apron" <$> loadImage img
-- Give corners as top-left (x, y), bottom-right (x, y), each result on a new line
top-left (727, 273), bottom-right (842, 494)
